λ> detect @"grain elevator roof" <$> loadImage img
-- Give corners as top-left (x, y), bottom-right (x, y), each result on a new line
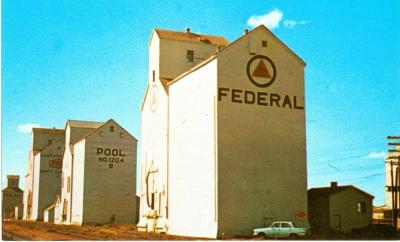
top-left (67, 120), bottom-right (104, 129)
top-left (154, 28), bottom-right (229, 46)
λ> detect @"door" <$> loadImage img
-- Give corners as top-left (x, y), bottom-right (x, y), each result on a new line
top-left (62, 200), bottom-right (68, 222)
top-left (333, 214), bottom-right (341, 231)
top-left (270, 222), bottom-right (281, 237)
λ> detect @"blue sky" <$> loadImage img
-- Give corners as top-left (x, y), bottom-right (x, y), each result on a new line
top-left (2, 0), bottom-right (399, 205)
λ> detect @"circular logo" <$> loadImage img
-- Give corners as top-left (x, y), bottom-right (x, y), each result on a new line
top-left (150, 85), bottom-right (158, 112)
top-left (246, 55), bottom-right (276, 88)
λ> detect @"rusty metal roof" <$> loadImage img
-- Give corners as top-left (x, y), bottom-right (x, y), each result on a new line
top-left (308, 185), bottom-right (374, 198)
top-left (154, 29), bottom-right (229, 46)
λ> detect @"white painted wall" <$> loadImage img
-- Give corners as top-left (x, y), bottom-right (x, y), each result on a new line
top-left (71, 140), bottom-right (85, 225)
top-left (36, 141), bottom-right (63, 221)
top-left (58, 146), bottom-right (73, 224)
top-left (139, 78), bottom-right (169, 230)
top-left (82, 120), bottom-right (137, 224)
top-left (159, 39), bottom-right (219, 80)
top-left (149, 33), bottom-right (160, 83)
top-left (59, 124), bottom-right (98, 224)
top-left (168, 59), bottom-right (218, 238)
top-left (23, 152), bottom-right (34, 219)
top-left (216, 27), bottom-right (308, 237)
top-left (31, 153), bottom-right (41, 220)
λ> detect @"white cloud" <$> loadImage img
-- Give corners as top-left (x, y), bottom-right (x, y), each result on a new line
top-left (283, 19), bottom-right (308, 29)
top-left (365, 151), bottom-right (387, 159)
top-left (17, 123), bottom-right (40, 134)
top-left (247, 8), bottom-right (283, 30)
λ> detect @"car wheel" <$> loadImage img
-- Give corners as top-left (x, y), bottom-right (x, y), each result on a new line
top-left (289, 234), bottom-right (298, 240)
top-left (258, 232), bottom-right (267, 239)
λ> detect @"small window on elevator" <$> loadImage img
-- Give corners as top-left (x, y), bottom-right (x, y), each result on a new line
top-left (67, 177), bottom-right (71, 193)
top-left (262, 40), bottom-right (267, 47)
top-left (187, 50), bottom-right (194, 62)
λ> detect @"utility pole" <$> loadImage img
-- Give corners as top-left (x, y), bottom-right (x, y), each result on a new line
top-left (387, 136), bottom-right (400, 230)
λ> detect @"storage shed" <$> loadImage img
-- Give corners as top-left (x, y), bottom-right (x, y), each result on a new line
top-left (44, 204), bottom-right (55, 222)
top-left (308, 182), bottom-right (374, 233)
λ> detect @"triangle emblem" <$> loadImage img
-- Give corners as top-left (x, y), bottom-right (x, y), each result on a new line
top-left (252, 60), bottom-right (271, 78)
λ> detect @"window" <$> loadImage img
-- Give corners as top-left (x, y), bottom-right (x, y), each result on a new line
top-left (186, 50), bottom-right (194, 62)
top-left (151, 193), bottom-right (155, 209)
top-left (152, 70), bottom-right (155, 82)
top-left (281, 223), bottom-right (291, 228)
top-left (357, 201), bottom-right (366, 213)
top-left (271, 223), bottom-right (280, 228)
top-left (262, 40), bottom-right (267, 47)
top-left (67, 177), bottom-right (71, 193)
top-left (109, 126), bottom-right (114, 132)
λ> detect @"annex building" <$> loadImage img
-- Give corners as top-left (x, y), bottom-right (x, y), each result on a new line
top-left (138, 25), bottom-right (309, 238)
top-left (55, 119), bottom-right (137, 225)
top-left (2, 175), bottom-right (23, 219)
top-left (23, 128), bottom-right (65, 221)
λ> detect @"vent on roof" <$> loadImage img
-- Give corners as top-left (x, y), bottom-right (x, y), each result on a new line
top-left (331, 181), bottom-right (338, 188)
top-left (185, 27), bottom-right (191, 33)
top-left (244, 29), bottom-right (249, 35)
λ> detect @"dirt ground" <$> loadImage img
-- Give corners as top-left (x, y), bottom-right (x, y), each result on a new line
top-left (2, 220), bottom-right (205, 240)
top-left (3, 219), bottom-right (399, 240)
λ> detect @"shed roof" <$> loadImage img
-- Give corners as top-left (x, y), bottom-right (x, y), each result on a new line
top-left (44, 203), bottom-right (56, 211)
top-left (66, 120), bottom-right (104, 129)
top-left (308, 185), bottom-right (374, 198)
top-left (153, 28), bottom-right (229, 46)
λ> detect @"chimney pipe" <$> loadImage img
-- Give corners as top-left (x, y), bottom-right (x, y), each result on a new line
top-left (185, 27), bottom-right (191, 33)
top-left (244, 29), bottom-right (249, 35)
top-left (330, 181), bottom-right (338, 188)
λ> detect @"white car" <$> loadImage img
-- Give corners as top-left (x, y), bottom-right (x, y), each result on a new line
top-left (253, 221), bottom-right (308, 238)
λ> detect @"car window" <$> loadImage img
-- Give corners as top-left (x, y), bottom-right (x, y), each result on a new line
top-left (282, 223), bottom-right (291, 228)
top-left (271, 223), bottom-right (280, 228)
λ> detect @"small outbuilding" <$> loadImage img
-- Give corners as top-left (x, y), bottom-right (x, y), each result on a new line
top-left (2, 175), bottom-right (23, 219)
top-left (308, 182), bottom-right (374, 233)
top-left (44, 204), bottom-right (55, 222)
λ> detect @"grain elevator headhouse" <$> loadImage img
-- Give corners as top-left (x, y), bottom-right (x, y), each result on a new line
top-left (139, 25), bottom-right (309, 238)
